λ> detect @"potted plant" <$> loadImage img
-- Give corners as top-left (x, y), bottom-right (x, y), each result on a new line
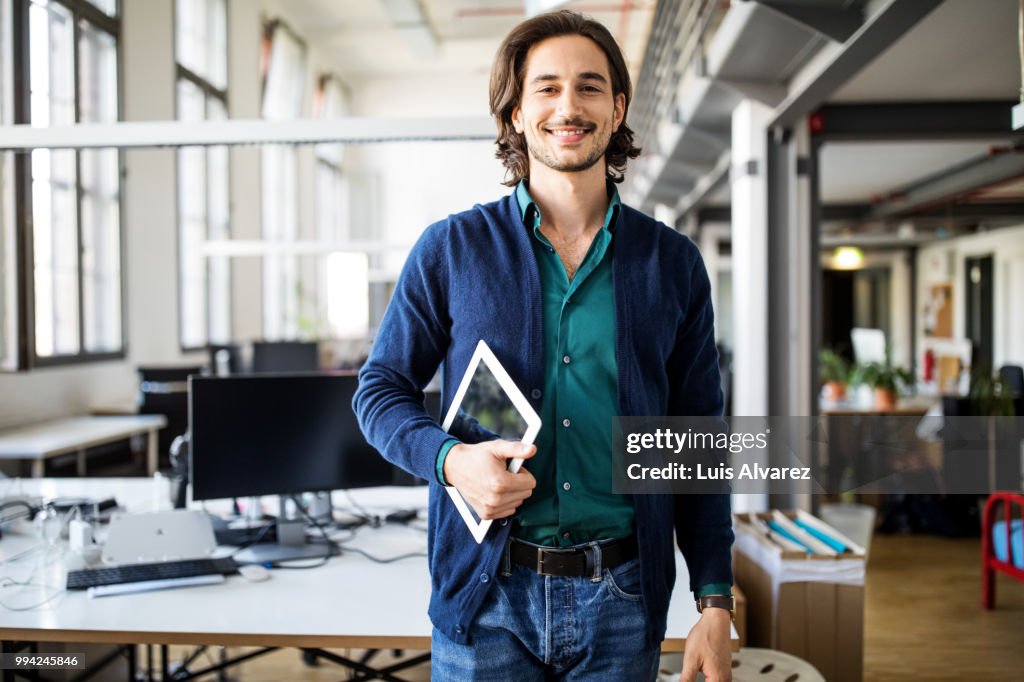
top-left (858, 362), bottom-right (913, 410)
top-left (819, 349), bottom-right (850, 401)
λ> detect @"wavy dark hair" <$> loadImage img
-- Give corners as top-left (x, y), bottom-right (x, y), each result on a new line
top-left (489, 10), bottom-right (641, 187)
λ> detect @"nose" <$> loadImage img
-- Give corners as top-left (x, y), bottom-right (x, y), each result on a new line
top-left (555, 87), bottom-right (582, 120)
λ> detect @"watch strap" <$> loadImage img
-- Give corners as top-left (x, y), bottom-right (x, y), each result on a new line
top-left (696, 594), bottom-right (735, 618)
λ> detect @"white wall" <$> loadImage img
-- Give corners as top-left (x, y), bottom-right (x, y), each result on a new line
top-left (916, 224), bottom-right (1024, 372)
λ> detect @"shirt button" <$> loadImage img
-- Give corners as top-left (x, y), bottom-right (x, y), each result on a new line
top-left (562, 355), bottom-right (571, 365)
top-left (562, 481), bottom-right (571, 491)
top-left (480, 573), bottom-right (490, 583)
top-left (531, 388), bottom-right (542, 399)
top-left (562, 531), bottom-right (571, 540)
top-left (456, 625), bottom-right (465, 634)
top-left (500, 518), bottom-right (509, 526)
top-left (562, 418), bottom-right (571, 428)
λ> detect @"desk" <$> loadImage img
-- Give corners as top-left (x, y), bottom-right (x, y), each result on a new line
top-left (0, 416), bottom-right (166, 478)
top-left (0, 479), bottom-right (734, 670)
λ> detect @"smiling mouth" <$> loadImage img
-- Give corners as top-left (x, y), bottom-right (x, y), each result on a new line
top-left (548, 128), bottom-right (590, 137)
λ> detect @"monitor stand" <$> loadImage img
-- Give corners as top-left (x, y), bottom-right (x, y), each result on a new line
top-left (232, 495), bottom-right (336, 565)
top-left (233, 541), bottom-right (331, 565)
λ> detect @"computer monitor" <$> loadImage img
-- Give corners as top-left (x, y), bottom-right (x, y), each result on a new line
top-left (189, 373), bottom-right (394, 502)
top-left (251, 341), bottom-right (319, 373)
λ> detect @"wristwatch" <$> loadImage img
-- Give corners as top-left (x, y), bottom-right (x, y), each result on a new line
top-left (695, 594), bottom-right (735, 619)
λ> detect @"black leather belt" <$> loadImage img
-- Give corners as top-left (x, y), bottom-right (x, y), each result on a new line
top-left (509, 536), bottom-right (638, 577)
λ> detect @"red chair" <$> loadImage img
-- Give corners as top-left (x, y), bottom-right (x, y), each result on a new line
top-left (981, 492), bottom-right (1024, 609)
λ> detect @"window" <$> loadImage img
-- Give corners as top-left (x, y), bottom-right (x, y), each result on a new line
top-left (314, 75), bottom-right (368, 340)
top-left (260, 19), bottom-right (305, 340)
top-left (1, 0), bottom-right (15, 369)
top-left (20, 0), bottom-right (123, 365)
top-left (175, 0), bottom-right (229, 350)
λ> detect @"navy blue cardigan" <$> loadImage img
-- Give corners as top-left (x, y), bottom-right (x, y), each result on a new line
top-left (353, 191), bottom-right (733, 647)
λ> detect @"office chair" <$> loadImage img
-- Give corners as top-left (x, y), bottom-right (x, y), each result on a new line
top-left (137, 366), bottom-right (204, 470)
top-left (998, 365), bottom-right (1023, 397)
top-left (251, 341), bottom-right (320, 373)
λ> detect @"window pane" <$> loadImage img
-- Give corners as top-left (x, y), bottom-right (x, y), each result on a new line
top-left (262, 146), bottom-right (299, 340)
top-left (176, 78), bottom-right (230, 349)
top-left (32, 148), bottom-right (79, 357)
top-left (30, 1), bottom-right (79, 357)
top-left (87, 0), bottom-right (117, 17)
top-left (30, 1), bottom-right (74, 128)
top-left (178, 78), bottom-right (208, 349)
top-left (79, 19), bottom-right (120, 353)
top-left (261, 25), bottom-right (304, 119)
top-left (177, 0), bottom-right (226, 90)
top-left (207, 97), bottom-right (230, 344)
top-left (78, 19), bottom-right (117, 124)
top-left (315, 77), bottom-right (346, 166)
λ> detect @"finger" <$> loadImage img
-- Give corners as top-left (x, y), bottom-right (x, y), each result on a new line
top-left (489, 503), bottom-right (522, 519)
top-left (679, 657), bottom-right (699, 682)
top-left (497, 471), bottom-right (537, 493)
top-left (488, 440), bottom-right (536, 460)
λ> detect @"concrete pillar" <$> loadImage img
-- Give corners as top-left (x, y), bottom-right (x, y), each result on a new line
top-left (730, 100), bottom-right (772, 513)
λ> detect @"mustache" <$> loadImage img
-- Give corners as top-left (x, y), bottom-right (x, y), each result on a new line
top-left (543, 119), bottom-right (596, 130)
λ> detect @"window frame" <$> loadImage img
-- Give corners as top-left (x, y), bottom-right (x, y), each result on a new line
top-left (173, 0), bottom-right (231, 353)
top-left (12, 0), bottom-right (126, 369)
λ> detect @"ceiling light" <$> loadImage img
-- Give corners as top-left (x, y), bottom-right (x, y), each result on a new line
top-left (832, 246), bottom-right (864, 270)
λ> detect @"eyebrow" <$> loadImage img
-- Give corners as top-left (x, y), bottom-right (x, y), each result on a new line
top-left (529, 71), bottom-right (609, 85)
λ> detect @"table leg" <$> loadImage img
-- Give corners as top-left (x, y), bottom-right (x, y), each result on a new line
top-left (76, 448), bottom-right (87, 477)
top-left (147, 429), bottom-right (158, 476)
top-left (31, 459), bottom-right (44, 478)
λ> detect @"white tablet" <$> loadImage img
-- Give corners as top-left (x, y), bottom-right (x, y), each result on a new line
top-left (441, 340), bottom-right (542, 544)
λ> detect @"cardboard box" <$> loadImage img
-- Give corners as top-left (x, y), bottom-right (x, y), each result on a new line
top-left (733, 510), bottom-right (866, 682)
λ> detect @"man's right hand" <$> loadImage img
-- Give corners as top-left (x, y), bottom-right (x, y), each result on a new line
top-left (443, 440), bottom-right (537, 520)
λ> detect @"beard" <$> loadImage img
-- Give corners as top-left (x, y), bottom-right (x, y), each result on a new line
top-left (524, 118), bottom-right (613, 174)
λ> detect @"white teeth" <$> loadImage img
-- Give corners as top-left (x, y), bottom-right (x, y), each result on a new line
top-left (550, 129), bottom-right (587, 136)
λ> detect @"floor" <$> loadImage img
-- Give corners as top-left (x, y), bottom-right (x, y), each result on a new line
top-left (152, 532), bottom-right (1024, 681)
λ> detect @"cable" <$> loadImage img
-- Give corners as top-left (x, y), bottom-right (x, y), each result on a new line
top-left (339, 490), bottom-right (375, 523)
top-left (226, 524), bottom-right (275, 558)
top-left (331, 545), bottom-right (427, 565)
top-left (0, 500), bottom-right (39, 524)
top-left (270, 495), bottom-right (333, 570)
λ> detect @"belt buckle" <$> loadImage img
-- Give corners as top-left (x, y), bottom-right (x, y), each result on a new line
top-left (534, 547), bottom-right (569, 576)
top-left (536, 551), bottom-right (547, 575)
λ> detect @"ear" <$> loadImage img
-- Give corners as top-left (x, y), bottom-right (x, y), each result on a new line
top-left (613, 92), bottom-right (626, 130)
top-left (512, 105), bottom-right (525, 134)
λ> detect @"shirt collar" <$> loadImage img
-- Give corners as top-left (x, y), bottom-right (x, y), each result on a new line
top-left (515, 179), bottom-right (621, 233)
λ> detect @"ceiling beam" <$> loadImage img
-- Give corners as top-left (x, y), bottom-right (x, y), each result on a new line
top-left (697, 203), bottom-right (871, 224)
top-left (752, 0), bottom-right (864, 43)
top-left (812, 101), bottom-right (1021, 142)
top-left (769, 0), bottom-right (944, 129)
top-left (865, 148), bottom-right (1024, 220)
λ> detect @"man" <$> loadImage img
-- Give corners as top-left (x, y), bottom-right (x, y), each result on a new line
top-left (354, 10), bottom-right (733, 681)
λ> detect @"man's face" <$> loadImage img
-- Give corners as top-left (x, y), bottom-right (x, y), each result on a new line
top-left (512, 34), bottom-right (625, 176)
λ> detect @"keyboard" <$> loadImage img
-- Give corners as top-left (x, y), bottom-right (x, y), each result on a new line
top-left (67, 556), bottom-right (238, 590)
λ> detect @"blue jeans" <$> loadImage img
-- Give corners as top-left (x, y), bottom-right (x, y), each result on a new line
top-left (431, 546), bottom-right (660, 681)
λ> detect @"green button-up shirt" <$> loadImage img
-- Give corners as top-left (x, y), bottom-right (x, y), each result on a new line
top-left (511, 180), bottom-right (634, 547)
